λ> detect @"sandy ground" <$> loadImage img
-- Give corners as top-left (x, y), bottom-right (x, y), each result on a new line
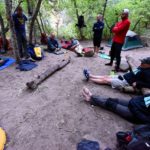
top-left (0, 41), bottom-right (150, 150)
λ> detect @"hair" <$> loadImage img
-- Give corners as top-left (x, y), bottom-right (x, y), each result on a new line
top-left (97, 14), bottom-right (103, 21)
top-left (16, 6), bottom-right (23, 11)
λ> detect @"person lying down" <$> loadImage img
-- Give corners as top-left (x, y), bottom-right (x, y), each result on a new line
top-left (83, 57), bottom-right (150, 90)
top-left (61, 38), bottom-right (94, 57)
top-left (82, 87), bottom-right (150, 124)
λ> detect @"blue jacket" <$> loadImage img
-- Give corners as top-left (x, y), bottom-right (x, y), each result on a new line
top-left (47, 37), bottom-right (61, 50)
top-left (123, 67), bottom-right (150, 89)
top-left (93, 21), bottom-right (104, 38)
top-left (12, 13), bottom-right (27, 34)
top-left (129, 94), bottom-right (150, 123)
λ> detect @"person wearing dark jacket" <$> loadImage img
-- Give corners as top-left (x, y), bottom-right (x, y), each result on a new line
top-left (47, 32), bottom-right (61, 52)
top-left (83, 57), bottom-right (150, 90)
top-left (13, 6), bottom-right (30, 58)
top-left (93, 14), bottom-right (104, 55)
top-left (105, 9), bottom-right (130, 72)
top-left (82, 87), bottom-right (150, 124)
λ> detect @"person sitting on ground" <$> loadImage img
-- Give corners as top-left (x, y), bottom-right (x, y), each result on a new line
top-left (47, 32), bottom-right (61, 52)
top-left (83, 57), bottom-right (150, 90)
top-left (41, 33), bottom-right (47, 45)
top-left (82, 87), bottom-right (150, 124)
top-left (0, 58), bottom-right (8, 66)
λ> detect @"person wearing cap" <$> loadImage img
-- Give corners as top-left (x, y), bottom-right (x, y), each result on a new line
top-left (105, 9), bottom-right (130, 72)
top-left (83, 57), bottom-right (150, 90)
top-left (12, 6), bottom-right (29, 59)
top-left (47, 32), bottom-right (61, 52)
top-left (93, 14), bottom-right (104, 56)
top-left (82, 87), bottom-right (150, 124)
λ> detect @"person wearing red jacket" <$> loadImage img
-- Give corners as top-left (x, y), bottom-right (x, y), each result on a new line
top-left (106, 9), bottom-right (130, 72)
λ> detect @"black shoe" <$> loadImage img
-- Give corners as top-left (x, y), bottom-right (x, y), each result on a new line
top-left (112, 68), bottom-right (121, 72)
top-left (105, 62), bottom-right (112, 66)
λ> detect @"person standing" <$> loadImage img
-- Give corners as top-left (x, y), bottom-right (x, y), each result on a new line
top-left (105, 9), bottom-right (130, 72)
top-left (13, 6), bottom-right (29, 59)
top-left (93, 14), bottom-right (104, 56)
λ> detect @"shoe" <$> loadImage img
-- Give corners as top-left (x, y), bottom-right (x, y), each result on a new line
top-left (112, 68), bottom-right (121, 72)
top-left (105, 62), bottom-right (112, 66)
top-left (83, 69), bottom-right (90, 81)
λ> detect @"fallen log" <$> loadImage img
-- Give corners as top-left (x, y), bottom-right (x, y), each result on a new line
top-left (125, 56), bottom-right (150, 95)
top-left (26, 57), bottom-right (71, 90)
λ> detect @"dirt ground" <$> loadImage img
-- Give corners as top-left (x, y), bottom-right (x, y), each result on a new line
top-left (0, 41), bottom-right (150, 150)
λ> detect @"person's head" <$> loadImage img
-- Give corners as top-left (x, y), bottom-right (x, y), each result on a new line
top-left (140, 57), bottom-right (150, 68)
top-left (50, 32), bottom-right (56, 39)
top-left (16, 6), bottom-right (23, 16)
top-left (97, 14), bottom-right (103, 22)
top-left (121, 9), bottom-right (129, 20)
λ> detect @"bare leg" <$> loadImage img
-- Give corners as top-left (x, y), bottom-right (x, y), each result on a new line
top-left (90, 77), bottom-right (112, 85)
top-left (89, 74), bottom-right (110, 79)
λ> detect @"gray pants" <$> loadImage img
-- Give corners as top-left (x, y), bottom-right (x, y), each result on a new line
top-left (16, 32), bottom-right (29, 58)
top-left (91, 95), bottom-right (138, 123)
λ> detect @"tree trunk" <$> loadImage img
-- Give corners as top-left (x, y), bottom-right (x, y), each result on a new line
top-left (26, 0), bottom-right (33, 15)
top-left (29, 0), bottom-right (43, 44)
top-left (36, 18), bottom-right (42, 35)
top-left (0, 14), bottom-right (7, 51)
top-left (102, 0), bottom-right (108, 20)
top-left (26, 57), bottom-right (71, 90)
top-left (73, 0), bottom-right (84, 39)
top-left (5, 0), bottom-right (20, 63)
top-left (39, 11), bottom-right (45, 33)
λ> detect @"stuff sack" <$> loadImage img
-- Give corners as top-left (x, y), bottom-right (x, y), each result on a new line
top-left (116, 124), bottom-right (150, 150)
top-left (83, 47), bottom-right (94, 57)
top-left (28, 44), bottom-right (43, 60)
top-left (77, 139), bottom-right (100, 150)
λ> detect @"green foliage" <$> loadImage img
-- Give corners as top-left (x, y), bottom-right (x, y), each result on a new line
top-left (1, 0), bottom-right (150, 39)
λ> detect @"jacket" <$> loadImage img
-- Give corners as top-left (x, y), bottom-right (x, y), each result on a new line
top-left (123, 67), bottom-right (150, 89)
top-left (112, 18), bottom-right (130, 44)
top-left (129, 94), bottom-right (150, 123)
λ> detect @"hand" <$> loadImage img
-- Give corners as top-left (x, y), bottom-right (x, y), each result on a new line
top-left (132, 82), bottom-right (136, 88)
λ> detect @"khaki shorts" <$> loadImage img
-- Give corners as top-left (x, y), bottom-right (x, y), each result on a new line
top-left (111, 76), bottom-right (129, 89)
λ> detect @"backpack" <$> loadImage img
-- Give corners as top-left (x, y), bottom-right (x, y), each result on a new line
top-left (82, 47), bottom-right (94, 57)
top-left (116, 124), bottom-right (150, 150)
top-left (28, 44), bottom-right (43, 60)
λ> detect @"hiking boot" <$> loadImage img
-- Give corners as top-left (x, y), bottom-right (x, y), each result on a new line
top-left (105, 62), bottom-right (112, 66)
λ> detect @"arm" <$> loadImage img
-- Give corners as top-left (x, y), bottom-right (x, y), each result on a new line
top-left (56, 39), bottom-right (61, 48)
top-left (112, 21), bottom-right (130, 34)
top-left (23, 14), bottom-right (28, 21)
top-left (47, 38), bottom-right (55, 49)
top-left (93, 22), bottom-right (104, 31)
top-left (135, 71), bottom-right (150, 89)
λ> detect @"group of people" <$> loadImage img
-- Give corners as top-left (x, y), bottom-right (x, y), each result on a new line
top-left (82, 8), bottom-right (150, 124)
top-left (82, 56), bottom-right (150, 124)
top-left (93, 9), bottom-right (130, 72)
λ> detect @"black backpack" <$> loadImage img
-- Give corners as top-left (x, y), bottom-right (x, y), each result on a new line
top-left (116, 124), bottom-right (150, 150)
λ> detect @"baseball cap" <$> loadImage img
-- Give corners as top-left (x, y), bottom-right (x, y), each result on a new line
top-left (123, 9), bottom-right (129, 14)
top-left (140, 57), bottom-right (150, 64)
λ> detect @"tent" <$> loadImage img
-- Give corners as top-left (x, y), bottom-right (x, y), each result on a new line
top-left (107, 30), bottom-right (143, 51)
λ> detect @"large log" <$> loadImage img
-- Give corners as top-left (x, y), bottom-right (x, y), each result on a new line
top-left (125, 56), bottom-right (150, 95)
top-left (26, 58), bottom-right (71, 90)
